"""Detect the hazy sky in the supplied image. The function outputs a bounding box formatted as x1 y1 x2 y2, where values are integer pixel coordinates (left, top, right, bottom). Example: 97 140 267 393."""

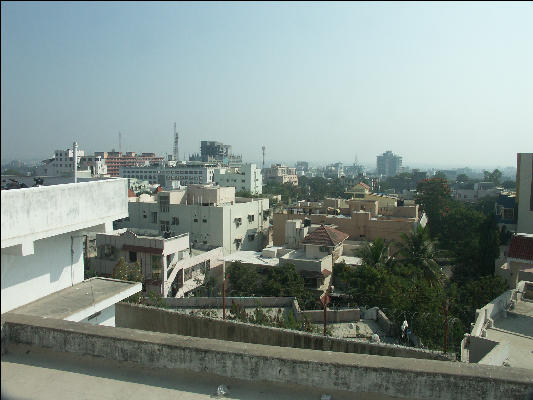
1 2 532 168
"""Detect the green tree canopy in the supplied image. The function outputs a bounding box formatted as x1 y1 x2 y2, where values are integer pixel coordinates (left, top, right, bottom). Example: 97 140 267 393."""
357 238 391 268
112 257 143 282
396 226 442 287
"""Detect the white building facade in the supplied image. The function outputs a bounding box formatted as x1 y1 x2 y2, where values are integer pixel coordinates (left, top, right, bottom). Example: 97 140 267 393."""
38 147 108 177
1 178 129 314
116 185 270 254
214 163 263 194
120 162 217 186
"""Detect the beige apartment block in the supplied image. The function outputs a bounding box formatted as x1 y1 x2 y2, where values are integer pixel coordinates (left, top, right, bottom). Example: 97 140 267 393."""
273 209 420 246
91 229 223 298
263 164 299 186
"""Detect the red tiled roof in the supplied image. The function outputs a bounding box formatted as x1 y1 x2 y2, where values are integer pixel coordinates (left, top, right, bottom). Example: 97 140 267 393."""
128 189 136 197
508 235 533 261
301 225 349 247
358 182 371 190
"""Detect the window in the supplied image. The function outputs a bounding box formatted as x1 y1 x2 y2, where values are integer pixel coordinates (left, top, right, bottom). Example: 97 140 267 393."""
248 214 255 222
172 217 179 225
234 217 242 226
202 218 207 223
319 246 332 254
248 234 255 241
234 238 242 249
103 245 113 258
194 218 198 222
151 255 161 279
160 220 170 232
129 251 137 262
184 267 192 281
151 212 158 223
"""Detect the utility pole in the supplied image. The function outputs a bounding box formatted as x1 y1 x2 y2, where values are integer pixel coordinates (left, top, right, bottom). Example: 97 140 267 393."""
222 261 227 320
322 286 333 336
73 141 78 183
443 298 449 354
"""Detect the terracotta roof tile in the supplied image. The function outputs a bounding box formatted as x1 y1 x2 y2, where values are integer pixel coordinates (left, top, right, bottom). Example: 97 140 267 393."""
128 189 136 197
301 225 349 247
508 235 533 261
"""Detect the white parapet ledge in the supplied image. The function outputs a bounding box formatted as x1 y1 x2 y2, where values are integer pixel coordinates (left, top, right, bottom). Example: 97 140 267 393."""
1 179 128 251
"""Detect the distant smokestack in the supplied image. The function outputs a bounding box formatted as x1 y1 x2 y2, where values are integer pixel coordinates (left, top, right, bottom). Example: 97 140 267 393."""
262 145 266 169
73 141 78 183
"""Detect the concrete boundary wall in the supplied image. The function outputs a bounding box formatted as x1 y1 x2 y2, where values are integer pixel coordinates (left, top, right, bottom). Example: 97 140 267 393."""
158 297 361 323
2 313 532 400
116 302 448 360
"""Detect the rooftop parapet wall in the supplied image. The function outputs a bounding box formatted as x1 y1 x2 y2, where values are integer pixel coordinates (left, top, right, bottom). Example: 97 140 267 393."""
2 313 532 400
1 179 128 250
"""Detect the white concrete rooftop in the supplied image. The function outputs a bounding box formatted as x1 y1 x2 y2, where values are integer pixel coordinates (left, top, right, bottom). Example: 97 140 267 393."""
224 251 280 267
485 293 533 370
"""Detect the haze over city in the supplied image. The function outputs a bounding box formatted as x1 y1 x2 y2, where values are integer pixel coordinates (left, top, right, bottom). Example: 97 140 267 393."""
1 2 532 169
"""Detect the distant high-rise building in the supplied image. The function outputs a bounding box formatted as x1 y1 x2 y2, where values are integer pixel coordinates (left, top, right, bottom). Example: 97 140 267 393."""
189 140 242 165
377 151 402 177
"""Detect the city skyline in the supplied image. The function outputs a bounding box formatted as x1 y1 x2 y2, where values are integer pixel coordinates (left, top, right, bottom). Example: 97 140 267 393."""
2 2 532 168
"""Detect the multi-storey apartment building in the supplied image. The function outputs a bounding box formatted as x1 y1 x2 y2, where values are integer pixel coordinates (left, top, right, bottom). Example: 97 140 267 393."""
189 140 242 165
120 162 217 186
377 150 402 177
116 185 270 254
263 164 298 186
95 151 164 177
214 163 263 194
38 147 108 177
90 229 223 298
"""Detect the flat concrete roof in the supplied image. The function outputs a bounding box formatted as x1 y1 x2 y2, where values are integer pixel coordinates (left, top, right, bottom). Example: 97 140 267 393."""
336 255 363 266
10 278 141 320
486 298 533 370
224 250 280 266
2 344 397 400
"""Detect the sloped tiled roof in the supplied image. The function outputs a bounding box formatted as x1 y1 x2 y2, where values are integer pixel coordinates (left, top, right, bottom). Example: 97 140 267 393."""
508 234 533 262
357 182 371 191
128 189 136 197
301 225 349 247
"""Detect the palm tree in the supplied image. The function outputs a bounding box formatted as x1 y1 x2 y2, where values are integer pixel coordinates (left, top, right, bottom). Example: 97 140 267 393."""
396 225 443 286
357 238 391 268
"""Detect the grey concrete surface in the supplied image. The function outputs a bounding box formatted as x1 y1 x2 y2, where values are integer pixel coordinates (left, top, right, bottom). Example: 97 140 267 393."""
3 313 533 400
3 344 395 400
10 278 139 319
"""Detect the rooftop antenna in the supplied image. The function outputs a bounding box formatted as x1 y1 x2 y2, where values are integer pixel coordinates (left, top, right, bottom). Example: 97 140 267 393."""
262 145 266 169
173 122 179 161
